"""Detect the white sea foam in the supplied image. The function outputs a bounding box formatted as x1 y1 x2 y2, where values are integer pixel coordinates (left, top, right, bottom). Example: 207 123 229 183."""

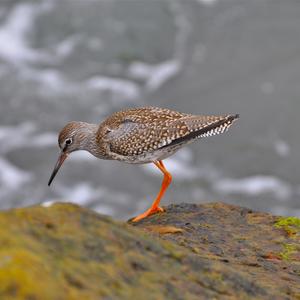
142 148 198 180
0 122 36 153
20 68 69 91
42 197 115 216
128 62 154 81
86 76 140 100
92 204 115 216
56 183 99 206
141 148 222 182
22 68 140 99
274 139 290 157
65 183 96 204
0 3 37 63
41 200 56 208
51 183 130 217
164 159 198 180
0 158 33 189
55 35 81 58
0 122 35 140
0 123 57 153
128 60 181 91
214 175 292 200
0 2 52 65
195 0 218 6
70 151 97 162
31 133 57 148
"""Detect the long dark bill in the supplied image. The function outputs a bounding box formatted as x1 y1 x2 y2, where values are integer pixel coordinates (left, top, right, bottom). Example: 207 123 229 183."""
48 152 68 186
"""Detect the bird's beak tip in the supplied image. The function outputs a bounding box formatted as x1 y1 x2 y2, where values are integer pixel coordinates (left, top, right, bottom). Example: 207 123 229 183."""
48 152 68 186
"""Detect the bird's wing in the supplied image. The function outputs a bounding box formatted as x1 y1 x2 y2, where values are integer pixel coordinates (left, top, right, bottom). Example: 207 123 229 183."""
104 107 187 156
158 114 239 149
104 107 238 156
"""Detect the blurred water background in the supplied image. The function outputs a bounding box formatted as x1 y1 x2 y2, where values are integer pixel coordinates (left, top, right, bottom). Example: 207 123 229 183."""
1 0 299 219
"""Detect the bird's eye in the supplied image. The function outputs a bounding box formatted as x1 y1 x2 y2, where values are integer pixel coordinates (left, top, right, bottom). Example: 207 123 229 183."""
65 138 72 146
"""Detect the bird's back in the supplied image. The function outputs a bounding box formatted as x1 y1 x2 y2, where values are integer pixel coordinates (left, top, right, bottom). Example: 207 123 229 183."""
97 107 238 162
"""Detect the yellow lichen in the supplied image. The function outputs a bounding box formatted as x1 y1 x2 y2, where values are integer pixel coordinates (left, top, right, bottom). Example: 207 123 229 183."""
279 243 298 261
274 216 300 237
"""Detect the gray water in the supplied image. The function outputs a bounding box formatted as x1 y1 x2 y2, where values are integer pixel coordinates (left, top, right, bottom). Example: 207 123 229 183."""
1 0 299 219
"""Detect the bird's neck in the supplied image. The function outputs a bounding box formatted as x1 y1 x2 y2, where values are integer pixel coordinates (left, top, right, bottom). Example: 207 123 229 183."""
76 123 99 155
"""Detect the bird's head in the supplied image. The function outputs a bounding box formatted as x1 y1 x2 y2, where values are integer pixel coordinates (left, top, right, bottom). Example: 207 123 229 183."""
48 121 97 186
58 121 86 153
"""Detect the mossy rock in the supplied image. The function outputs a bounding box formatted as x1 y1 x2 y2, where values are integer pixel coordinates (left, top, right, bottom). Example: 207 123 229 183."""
0 202 299 299
133 203 300 299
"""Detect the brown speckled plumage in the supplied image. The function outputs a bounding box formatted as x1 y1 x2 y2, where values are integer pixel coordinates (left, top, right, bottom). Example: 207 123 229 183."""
49 106 239 221
93 107 239 163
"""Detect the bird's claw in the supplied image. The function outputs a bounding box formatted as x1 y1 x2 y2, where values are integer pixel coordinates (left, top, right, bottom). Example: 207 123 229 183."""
130 206 165 222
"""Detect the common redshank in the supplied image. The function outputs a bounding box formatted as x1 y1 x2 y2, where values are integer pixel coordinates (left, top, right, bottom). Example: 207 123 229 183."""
48 107 239 222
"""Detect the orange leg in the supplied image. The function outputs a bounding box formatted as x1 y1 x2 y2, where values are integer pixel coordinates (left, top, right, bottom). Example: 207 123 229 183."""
132 160 172 222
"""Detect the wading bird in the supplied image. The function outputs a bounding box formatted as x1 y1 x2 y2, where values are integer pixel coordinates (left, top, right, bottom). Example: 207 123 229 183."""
48 107 239 222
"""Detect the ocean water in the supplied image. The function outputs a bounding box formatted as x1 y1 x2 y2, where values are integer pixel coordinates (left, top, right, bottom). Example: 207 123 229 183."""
1 0 300 219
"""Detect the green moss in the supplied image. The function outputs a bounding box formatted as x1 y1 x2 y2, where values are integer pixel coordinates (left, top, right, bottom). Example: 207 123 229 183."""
0 249 59 300
274 217 300 236
275 217 300 228
279 243 298 261
0 202 299 299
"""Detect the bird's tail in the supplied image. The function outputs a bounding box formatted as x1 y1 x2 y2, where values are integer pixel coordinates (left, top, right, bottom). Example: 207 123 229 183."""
160 114 239 149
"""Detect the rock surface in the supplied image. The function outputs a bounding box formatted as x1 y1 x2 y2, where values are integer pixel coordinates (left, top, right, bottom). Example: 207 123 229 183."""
0 202 299 299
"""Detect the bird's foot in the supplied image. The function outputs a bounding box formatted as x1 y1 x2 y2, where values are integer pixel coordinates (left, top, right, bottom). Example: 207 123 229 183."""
131 206 165 222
